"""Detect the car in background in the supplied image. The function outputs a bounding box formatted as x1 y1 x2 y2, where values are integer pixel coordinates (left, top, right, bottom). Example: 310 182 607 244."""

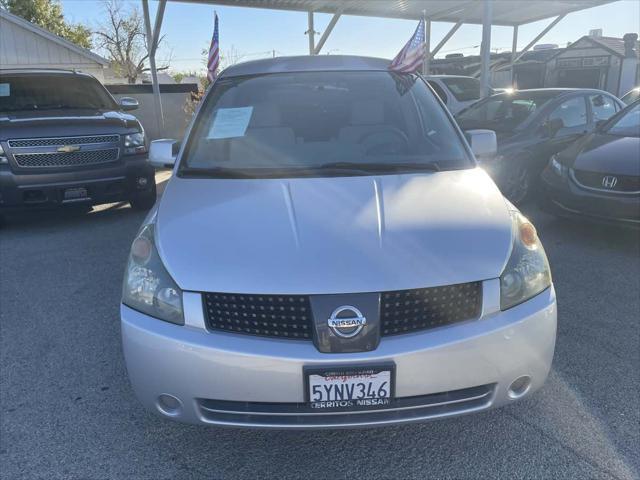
424 75 484 114
539 99 640 225
456 88 624 204
0 69 156 219
120 55 556 429
621 87 640 105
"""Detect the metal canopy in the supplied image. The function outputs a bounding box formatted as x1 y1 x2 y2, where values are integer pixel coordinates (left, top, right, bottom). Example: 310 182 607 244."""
144 0 616 136
174 0 614 26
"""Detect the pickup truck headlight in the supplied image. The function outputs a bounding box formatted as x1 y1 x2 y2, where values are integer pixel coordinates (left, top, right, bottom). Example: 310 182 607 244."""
550 155 567 177
500 207 552 310
122 223 184 325
123 131 147 155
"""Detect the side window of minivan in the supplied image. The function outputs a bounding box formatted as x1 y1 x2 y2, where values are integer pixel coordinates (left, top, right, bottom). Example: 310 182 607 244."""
548 96 588 129
589 94 618 122
427 80 448 105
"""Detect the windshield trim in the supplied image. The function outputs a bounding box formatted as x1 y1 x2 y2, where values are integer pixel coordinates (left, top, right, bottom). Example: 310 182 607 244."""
177 71 476 179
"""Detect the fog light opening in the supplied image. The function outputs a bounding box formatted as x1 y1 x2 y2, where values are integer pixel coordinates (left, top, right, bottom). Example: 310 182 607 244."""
508 375 532 399
136 177 149 189
156 394 183 417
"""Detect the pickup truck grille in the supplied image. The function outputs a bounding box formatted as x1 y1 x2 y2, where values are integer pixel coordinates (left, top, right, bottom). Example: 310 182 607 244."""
8 135 120 148
13 149 120 168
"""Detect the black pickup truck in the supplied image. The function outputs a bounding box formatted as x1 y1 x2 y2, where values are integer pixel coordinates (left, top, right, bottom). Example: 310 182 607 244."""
0 69 156 218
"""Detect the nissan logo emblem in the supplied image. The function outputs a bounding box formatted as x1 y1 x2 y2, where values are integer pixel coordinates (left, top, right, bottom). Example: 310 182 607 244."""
327 306 367 338
602 175 618 189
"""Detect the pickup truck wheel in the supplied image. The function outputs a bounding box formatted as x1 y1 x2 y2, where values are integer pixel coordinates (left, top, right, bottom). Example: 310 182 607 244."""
129 184 157 211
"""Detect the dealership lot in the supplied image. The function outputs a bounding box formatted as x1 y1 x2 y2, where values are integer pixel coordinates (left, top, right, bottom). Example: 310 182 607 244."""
1 175 638 480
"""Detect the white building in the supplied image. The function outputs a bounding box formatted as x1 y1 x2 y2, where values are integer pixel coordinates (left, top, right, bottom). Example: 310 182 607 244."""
0 9 109 81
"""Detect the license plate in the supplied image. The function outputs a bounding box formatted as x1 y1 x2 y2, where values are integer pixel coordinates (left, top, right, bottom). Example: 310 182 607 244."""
305 365 394 411
63 187 88 200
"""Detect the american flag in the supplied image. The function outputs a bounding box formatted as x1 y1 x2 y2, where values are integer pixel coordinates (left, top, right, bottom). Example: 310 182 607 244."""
389 19 426 73
207 12 220 82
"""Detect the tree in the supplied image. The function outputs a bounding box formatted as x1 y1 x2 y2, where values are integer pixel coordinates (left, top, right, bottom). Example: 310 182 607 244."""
94 0 170 84
1 0 92 49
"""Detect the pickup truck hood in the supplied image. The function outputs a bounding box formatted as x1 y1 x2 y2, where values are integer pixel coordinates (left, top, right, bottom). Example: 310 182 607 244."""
156 168 513 294
0 109 140 139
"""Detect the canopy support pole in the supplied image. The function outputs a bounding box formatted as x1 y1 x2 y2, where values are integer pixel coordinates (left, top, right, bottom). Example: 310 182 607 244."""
314 12 341 54
512 14 566 64
422 17 431 75
479 0 492 97
142 0 165 137
510 25 519 87
306 11 315 55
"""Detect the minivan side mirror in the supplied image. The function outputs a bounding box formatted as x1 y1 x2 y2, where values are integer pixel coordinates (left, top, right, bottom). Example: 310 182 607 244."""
465 129 497 158
119 97 139 111
543 118 564 137
149 139 180 168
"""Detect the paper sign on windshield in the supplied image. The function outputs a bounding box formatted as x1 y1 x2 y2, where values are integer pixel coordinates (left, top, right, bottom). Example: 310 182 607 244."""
207 107 253 139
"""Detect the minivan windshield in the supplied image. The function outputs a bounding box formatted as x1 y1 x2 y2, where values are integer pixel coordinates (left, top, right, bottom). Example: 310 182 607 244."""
180 71 472 178
605 103 640 137
456 91 557 132
0 74 117 112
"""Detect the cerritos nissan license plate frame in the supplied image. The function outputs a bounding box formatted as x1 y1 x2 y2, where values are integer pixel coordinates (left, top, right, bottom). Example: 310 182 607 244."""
304 364 395 411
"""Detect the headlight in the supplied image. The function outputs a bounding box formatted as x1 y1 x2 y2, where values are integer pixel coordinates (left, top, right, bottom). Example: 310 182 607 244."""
550 154 566 177
0 144 7 164
500 207 552 310
122 223 184 324
123 131 147 155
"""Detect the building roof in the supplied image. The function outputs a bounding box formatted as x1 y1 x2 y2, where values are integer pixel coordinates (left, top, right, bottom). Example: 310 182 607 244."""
0 9 108 66
175 0 615 26
220 55 391 77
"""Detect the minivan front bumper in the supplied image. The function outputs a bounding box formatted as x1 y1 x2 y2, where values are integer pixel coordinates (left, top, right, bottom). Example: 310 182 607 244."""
121 280 556 429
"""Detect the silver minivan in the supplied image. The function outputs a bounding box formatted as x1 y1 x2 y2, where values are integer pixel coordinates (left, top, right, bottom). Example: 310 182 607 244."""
121 56 556 428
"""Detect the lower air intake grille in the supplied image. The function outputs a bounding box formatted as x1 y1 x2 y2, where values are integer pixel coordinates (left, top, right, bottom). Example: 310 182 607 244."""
14 149 119 168
203 293 313 339
380 282 482 336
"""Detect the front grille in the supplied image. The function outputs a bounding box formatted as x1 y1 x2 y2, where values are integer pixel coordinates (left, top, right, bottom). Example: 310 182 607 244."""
380 282 482 336
13 149 119 168
8 135 119 148
203 293 313 339
203 281 482 341
197 384 495 427
572 169 640 193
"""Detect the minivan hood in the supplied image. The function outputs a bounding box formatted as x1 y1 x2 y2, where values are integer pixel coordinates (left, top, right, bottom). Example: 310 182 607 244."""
156 168 513 294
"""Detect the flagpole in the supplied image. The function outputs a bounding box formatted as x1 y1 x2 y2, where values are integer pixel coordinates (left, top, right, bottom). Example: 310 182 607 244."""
422 10 431 75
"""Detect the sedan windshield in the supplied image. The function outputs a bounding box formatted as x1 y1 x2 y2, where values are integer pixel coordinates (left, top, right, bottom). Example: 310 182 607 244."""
606 103 640 137
180 71 472 178
456 91 557 132
0 74 117 112
440 77 480 102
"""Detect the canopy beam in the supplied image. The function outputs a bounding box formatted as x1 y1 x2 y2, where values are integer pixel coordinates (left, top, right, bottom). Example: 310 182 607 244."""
512 14 566 64
430 20 463 58
314 12 341 55
306 11 315 55
479 0 492 97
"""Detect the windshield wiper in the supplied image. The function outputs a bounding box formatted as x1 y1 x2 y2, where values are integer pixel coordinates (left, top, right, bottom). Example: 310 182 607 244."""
316 161 441 173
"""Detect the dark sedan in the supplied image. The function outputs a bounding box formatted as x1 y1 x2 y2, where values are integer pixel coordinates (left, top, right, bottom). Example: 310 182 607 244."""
456 88 624 204
539 100 640 226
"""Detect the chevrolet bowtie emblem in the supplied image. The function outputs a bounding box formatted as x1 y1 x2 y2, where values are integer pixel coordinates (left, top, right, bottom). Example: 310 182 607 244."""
57 145 81 153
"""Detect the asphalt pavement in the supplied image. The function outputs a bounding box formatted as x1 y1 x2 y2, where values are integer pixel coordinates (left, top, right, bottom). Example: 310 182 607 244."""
1 173 639 480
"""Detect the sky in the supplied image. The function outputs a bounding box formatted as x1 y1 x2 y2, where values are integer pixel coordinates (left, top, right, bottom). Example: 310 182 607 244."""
59 0 640 75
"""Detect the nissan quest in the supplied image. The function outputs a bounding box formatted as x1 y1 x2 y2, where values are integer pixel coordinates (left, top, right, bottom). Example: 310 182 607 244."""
121 56 557 428
0 69 156 219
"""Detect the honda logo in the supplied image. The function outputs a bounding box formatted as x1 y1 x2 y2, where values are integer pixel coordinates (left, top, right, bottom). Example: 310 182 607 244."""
602 176 618 189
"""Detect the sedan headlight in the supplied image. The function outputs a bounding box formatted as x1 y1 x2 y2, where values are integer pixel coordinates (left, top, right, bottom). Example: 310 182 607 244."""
500 207 552 310
123 131 147 155
550 154 566 177
122 223 184 324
